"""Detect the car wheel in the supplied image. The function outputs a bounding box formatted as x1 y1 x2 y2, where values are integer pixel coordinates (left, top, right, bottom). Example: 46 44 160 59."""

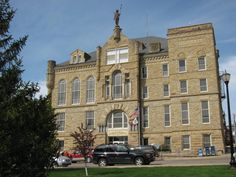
98 158 107 167
135 157 144 166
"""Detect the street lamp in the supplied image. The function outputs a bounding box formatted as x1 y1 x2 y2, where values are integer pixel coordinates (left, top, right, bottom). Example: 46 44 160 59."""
222 70 236 167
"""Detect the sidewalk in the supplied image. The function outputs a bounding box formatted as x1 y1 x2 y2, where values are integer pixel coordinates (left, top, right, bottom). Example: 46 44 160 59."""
153 154 230 167
67 154 230 168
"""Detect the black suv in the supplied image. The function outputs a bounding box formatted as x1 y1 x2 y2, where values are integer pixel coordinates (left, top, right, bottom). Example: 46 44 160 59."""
135 145 160 157
92 144 155 166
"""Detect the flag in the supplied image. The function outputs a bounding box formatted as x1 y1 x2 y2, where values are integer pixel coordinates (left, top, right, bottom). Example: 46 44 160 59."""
130 107 139 119
132 117 138 125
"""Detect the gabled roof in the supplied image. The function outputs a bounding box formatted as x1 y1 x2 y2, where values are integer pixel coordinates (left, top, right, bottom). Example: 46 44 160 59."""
56 36 168 67
133 36 168 54
56 51 96 67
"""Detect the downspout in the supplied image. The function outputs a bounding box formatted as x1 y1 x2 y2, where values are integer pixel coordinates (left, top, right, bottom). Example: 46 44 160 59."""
135 41 143 146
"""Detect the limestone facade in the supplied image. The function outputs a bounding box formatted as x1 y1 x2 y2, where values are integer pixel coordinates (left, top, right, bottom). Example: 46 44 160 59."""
47 23 225 156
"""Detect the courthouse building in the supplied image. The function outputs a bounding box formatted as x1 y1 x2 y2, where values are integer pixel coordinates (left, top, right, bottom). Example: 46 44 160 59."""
46 15 225 156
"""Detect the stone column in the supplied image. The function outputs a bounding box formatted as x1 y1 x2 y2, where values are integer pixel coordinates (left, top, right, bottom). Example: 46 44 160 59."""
46 60 56 95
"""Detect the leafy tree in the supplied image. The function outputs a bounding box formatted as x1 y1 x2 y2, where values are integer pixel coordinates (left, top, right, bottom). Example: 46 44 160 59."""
71 124 96 176
0 0 58 176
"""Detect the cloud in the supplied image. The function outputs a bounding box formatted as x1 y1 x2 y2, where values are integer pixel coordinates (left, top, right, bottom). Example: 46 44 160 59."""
35 80 48 98
218 37 236 44
220 56 236 115
220 56 236 86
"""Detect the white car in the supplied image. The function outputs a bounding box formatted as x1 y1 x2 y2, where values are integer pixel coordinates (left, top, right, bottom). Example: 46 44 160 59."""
52 155 72 167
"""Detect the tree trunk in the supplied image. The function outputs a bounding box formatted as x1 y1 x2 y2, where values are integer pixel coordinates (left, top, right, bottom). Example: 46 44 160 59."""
84 158 88 176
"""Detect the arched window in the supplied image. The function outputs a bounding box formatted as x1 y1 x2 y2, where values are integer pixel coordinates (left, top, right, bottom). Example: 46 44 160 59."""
86 76 95 103
107 111 128 128
72 78 80 104
112 71 122 99
58 79 66 105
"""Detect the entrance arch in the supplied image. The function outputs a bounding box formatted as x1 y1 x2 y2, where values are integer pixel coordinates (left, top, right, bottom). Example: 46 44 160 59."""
106 110 129 144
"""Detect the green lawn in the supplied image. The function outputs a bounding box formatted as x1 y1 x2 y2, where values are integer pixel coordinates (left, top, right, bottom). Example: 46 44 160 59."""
48 166 236 177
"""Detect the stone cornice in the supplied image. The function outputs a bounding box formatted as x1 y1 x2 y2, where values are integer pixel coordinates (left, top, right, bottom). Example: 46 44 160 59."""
142 53 169 63
141 92 220 103
168 23 213 36
55 62 96 72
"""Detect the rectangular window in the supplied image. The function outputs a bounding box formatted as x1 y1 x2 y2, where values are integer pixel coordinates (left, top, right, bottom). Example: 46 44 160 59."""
164 105 171 127
164 137 171 151
124 73 130 98
105 76 110 98
201 101 209 123
143 107 149 128
86 78 95 103
179 59 186 72
182 135 190 150
124 81 130 98
141 66 147 79
180 80 187 93
163 84 169 96
119 48 129 63
107 50 116 64
142 86 148 99
56 113 65 131
202 134 211 148
162 64 169 77
181 102 189 124
86 111 95 129
200 78 207 92
107 48 129 64
198 56 206 70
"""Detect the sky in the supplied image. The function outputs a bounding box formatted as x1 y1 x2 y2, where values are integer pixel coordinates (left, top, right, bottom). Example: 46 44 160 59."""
9 0 236 118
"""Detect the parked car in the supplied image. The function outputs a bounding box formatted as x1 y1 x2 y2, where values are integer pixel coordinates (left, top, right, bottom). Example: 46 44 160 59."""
62 150 93 163
92 144 155 166
135 144 160 157
52 155 72 167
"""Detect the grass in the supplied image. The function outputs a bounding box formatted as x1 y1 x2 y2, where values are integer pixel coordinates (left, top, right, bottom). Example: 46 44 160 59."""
48 166 236 177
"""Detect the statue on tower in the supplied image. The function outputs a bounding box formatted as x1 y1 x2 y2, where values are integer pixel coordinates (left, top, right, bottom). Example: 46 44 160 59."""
114 9 120 26
113 9 122 42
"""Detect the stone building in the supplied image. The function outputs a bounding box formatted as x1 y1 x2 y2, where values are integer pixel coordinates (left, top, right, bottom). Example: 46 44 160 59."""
46 16 225 156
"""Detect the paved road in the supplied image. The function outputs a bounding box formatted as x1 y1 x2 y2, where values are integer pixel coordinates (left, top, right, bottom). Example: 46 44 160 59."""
65 154 230 168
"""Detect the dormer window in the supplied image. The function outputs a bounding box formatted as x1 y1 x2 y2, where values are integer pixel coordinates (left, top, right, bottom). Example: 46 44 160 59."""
78 54 81 63
70 49 90 64
72 55 77 63
107 47 128 65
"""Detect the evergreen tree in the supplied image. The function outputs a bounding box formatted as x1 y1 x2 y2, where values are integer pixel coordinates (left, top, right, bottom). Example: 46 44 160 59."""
0 0 58 176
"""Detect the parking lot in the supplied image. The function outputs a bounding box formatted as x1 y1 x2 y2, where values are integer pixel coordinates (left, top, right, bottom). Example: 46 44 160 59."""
64 154 230 168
